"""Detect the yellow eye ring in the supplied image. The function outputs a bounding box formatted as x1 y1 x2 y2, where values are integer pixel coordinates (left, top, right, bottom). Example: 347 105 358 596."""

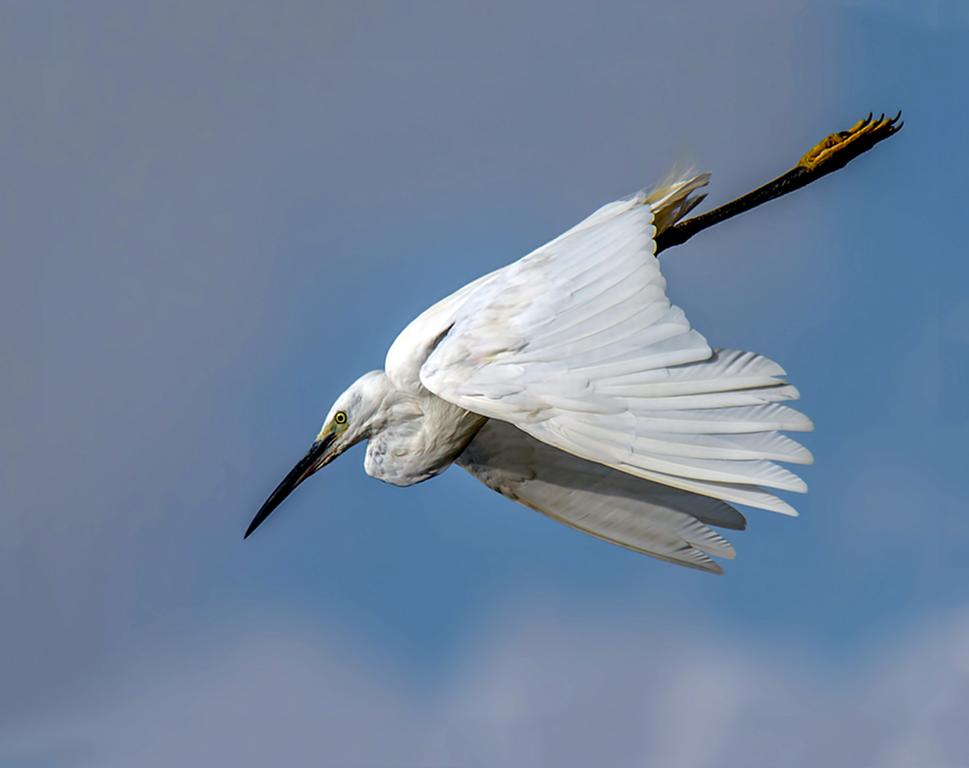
334 411 348 425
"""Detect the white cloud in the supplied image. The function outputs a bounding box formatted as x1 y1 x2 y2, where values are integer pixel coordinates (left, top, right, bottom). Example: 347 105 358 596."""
6 606 969 767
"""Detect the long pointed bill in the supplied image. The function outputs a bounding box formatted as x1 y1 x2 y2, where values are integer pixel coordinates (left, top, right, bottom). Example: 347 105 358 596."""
245 432 336 539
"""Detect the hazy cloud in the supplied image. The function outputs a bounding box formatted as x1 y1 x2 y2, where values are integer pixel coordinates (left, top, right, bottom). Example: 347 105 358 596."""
5 605 969 767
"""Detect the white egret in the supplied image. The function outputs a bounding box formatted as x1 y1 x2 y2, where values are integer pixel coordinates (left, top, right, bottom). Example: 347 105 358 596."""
247 113 902 572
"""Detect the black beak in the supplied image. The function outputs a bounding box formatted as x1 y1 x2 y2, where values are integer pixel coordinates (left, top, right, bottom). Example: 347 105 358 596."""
245 433 336 539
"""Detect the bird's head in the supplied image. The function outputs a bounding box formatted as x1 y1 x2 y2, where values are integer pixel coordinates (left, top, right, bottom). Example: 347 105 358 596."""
244 370 391 539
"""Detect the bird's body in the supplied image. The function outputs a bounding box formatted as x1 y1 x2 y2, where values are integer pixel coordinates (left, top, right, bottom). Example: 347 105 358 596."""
251 173 810 573
247 113 903 573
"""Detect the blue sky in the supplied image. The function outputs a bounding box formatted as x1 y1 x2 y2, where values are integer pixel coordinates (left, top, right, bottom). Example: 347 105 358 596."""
3 1 968 765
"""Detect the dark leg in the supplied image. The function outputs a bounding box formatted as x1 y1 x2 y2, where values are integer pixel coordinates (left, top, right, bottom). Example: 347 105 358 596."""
655 113 903 254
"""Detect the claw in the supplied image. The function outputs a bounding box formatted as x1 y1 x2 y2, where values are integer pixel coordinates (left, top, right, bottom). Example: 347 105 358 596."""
797 111 903 172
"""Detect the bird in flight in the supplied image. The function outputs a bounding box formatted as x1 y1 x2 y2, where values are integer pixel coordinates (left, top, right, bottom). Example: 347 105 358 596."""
246 113 902 573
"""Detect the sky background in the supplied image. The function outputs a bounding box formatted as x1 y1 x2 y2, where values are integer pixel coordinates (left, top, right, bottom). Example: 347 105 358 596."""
2 1 968 765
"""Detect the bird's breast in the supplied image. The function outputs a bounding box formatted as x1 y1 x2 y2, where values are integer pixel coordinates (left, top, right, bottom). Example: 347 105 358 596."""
364 395 485 487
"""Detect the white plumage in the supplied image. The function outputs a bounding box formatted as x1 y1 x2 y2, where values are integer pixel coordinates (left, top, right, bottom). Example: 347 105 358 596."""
457 418 746 573
249 173 812 573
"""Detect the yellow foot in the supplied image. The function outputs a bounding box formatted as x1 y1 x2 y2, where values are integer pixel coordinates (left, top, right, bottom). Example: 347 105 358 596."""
798 112 903 172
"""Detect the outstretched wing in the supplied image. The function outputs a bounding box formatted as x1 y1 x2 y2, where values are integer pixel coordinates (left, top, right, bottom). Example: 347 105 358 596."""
458 419 746 573
419 183 813 516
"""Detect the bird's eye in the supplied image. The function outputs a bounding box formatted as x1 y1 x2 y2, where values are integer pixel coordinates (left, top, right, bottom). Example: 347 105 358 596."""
334 411 348 425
